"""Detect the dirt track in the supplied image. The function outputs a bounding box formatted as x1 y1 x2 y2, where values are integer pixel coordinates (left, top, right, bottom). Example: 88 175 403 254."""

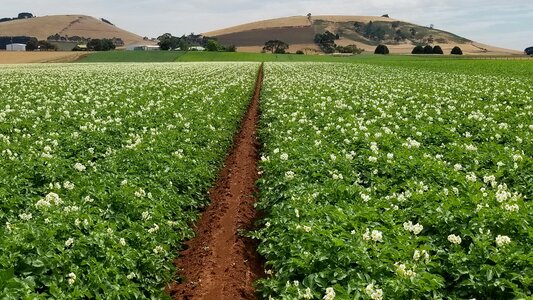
167 64 264 300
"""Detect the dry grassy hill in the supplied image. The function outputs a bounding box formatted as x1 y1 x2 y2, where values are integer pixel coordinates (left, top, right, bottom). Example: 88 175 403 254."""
0 15 148 46
203 15 521 55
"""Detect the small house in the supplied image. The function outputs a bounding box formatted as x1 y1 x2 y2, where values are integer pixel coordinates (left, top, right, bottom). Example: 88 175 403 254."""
6 43 26 51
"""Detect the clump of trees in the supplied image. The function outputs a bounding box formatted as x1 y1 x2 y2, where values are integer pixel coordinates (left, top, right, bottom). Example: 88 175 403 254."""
313 31 364 54
26 39 58 51
314 31 338 53
46 34 124 47
374 44 389 55
263 40 289 54
358 21 387 41
451 46 463 55
205 39 235 52
158 33 234 51
87 39 116 51
0 12 34 23
157 33 180 50
411 45 444 55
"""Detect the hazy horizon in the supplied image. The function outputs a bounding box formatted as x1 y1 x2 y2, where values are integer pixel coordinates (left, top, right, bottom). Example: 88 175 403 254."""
3 0 533 51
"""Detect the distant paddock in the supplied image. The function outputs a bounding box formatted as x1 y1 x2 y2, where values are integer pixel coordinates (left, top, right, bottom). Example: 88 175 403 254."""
0 51 89 64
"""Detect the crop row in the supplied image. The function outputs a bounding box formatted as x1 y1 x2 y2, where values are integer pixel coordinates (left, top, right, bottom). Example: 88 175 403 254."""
0 63 258 298
255 63 532 299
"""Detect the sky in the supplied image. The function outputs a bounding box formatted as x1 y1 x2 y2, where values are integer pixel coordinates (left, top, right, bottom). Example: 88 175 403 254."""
2 0 532 50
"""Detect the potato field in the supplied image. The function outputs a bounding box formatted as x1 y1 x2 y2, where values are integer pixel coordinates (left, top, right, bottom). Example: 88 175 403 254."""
0 61 531 299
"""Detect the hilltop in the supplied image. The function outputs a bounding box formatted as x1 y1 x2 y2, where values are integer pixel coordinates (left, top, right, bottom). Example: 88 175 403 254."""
0 15 148 46
203 15 521 55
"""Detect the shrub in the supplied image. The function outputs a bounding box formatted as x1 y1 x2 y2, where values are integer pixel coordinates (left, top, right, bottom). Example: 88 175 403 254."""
226 45 236 52
296 50 304 55
525 47 533 55
412 45 424 54
433 45 444 54
451 46 463 55
424 45 434 54
374 44 389 55
337 44 364 54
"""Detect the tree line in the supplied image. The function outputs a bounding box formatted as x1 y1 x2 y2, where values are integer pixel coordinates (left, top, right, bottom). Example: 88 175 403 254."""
157 33 235 52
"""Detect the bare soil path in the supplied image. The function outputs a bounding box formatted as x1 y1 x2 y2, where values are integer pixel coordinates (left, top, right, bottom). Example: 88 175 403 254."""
167 64 265 300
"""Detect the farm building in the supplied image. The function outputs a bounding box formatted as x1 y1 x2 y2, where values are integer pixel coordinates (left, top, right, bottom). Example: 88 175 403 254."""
49 41 79 51
6 43 26 51
189 46 206 51
126 44 160 51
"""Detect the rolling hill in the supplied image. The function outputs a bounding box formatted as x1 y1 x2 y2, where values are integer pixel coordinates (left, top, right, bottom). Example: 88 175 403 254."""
0 15 148 46
203 15 521 55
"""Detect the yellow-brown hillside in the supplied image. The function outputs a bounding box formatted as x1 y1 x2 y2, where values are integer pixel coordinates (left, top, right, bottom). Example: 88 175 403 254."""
0 15 148 46
203 15 521 55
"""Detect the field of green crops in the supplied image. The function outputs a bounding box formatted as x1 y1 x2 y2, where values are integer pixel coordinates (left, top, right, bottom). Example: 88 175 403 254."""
1 59 532 299
255 63 532 299
0 63 258 298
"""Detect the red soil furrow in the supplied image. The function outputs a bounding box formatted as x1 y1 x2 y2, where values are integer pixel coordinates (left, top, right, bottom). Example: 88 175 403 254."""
167 64 264 300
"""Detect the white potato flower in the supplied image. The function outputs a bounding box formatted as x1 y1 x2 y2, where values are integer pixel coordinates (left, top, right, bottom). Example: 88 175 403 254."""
495 235 511 247
448 234 462 245
74 162 86 172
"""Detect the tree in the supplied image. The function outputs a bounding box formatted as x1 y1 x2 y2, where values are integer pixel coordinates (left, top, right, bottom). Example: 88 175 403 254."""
263 40 289 54
423 45 434 54
411 45 424 54
432 45 444 54
525 47 533 55
18 12 33 19
26 38 39 51
374 44 389 55
451 46 463 55
158 33 180 50
205 39 222 51
296 50 304 55
38 40 57 51
178 39 189 51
